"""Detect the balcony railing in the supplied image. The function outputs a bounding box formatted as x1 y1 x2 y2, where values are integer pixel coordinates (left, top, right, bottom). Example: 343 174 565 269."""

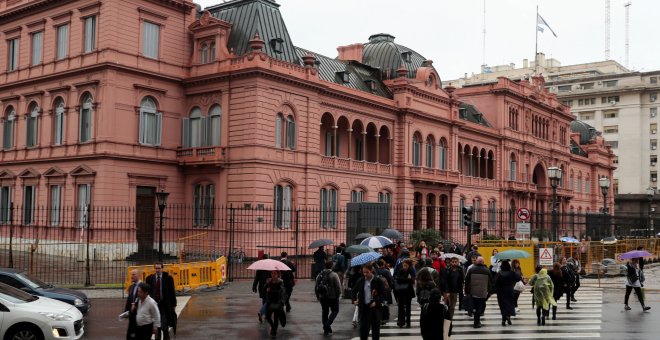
320 156 393 175
504 180 537 192
176 146 225 165
409 166 461 185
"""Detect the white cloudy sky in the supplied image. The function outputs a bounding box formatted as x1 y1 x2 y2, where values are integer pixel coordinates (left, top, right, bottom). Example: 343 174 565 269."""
195 0 659 80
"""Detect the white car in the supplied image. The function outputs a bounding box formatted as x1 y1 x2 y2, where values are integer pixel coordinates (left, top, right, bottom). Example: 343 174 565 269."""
0 282 84 340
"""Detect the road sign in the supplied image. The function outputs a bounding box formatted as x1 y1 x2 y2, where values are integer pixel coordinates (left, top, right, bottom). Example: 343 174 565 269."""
516 222 530 234
517 208 530 221
539 247 554 266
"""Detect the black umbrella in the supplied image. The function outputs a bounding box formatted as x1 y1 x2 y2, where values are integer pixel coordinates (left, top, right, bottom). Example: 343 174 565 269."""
308 239 334 249
354 233 373 241
380 228 403 240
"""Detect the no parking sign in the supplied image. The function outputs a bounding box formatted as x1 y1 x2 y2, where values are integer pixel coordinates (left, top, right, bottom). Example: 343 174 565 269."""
517 208 530 221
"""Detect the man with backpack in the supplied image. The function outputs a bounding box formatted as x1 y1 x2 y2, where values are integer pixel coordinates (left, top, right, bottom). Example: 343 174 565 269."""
315 261 342 335
332 246 347 286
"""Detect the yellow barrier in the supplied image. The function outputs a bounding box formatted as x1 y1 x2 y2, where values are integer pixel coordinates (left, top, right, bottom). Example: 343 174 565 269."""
475 240 536 278
126 256 226 292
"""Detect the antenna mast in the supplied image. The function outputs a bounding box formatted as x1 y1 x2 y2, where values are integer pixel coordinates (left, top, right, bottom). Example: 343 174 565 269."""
624 2 632 68
605 0 611 60
482 0 486 66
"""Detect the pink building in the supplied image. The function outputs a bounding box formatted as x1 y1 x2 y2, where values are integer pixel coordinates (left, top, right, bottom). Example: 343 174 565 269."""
0 0 614 252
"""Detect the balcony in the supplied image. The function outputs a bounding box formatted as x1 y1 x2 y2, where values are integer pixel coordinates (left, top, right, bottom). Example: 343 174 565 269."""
409 166 461 186
176 146 225 165
460 175 498 188
320 156 393 175
505 180 537 193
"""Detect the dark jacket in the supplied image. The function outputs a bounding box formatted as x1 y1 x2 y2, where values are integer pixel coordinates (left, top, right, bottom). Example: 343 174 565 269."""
445 266 465 294
394 267 416 297
252 270 270 299
375 267 394 303
316 269 342 300
465 264 492 298
352 275 386 307
280 258 297 289
124 281 140 312
145 272 177 309
420 301 449 340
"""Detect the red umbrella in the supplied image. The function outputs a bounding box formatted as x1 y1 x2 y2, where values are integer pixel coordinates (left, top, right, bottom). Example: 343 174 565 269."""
247 259 292 271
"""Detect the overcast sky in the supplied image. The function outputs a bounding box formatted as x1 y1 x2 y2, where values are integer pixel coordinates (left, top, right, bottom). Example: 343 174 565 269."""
195 0 659 80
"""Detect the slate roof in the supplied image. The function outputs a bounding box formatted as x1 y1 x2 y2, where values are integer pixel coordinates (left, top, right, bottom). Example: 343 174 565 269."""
459 103 491 127
294 47 392 98
362 33 434 81
570 139 588 157
570 120 598 145
207 0 300 65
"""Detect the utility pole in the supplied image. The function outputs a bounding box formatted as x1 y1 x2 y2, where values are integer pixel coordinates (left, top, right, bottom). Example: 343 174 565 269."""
605 0 611 60
624 2 632 68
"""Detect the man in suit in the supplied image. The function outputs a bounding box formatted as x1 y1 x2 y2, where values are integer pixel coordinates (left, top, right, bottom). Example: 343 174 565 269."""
146 263 176 340
352 263 386 340
125 269 142 339
279 252 296 312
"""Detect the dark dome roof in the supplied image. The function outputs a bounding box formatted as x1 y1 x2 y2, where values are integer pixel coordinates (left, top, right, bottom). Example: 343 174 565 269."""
570 120 598 144
362 33 434 80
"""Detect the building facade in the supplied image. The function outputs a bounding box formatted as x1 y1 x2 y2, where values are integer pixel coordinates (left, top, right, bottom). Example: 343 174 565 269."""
0 0 614 251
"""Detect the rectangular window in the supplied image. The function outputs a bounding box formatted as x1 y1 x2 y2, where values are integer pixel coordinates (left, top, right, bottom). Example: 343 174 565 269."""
579 112 594 120
193 184 214 227
49 185 61 226
438 145 447 170
275 115 282 148
581 83 594 90
652 155 658 166
320 188 337 228
286 117 296 149
54 108 64 145
651 93 658 102
474 199 480 222
585 179 590 193
83 16 96 53
0 186 12 224
603 111 618 119
603 126 618 134
652 139 657 150
652 171 658 182
56 24 68 60
350 190 364 203
652 123 658 135
605 140 618 148
139 109 162 146
378 192 391 204
79 104 92 143
8 38 19 71
602 96 620 103
425 143 433 167
613 156 619 164
603 80 618 87
77 184 91 227
509 160 516 181
273 185 291 228
142 21 159 59
22 186 35 225
558 85 572 92
31 31 42 66
652 108 658 118
578 99 584 106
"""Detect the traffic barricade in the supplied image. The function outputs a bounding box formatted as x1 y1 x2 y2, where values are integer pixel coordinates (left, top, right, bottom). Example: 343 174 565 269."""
126 256 226 292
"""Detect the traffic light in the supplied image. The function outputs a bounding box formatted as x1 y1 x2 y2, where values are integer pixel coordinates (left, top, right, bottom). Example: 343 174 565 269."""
472 222 482 235
462 206 473 229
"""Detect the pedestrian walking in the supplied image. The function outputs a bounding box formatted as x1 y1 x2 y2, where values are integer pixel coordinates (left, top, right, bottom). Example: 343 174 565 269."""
313 246 327 278
511 259 526 313
352 263 386 340
265 270 287 338
560 258 575 310
394 259 415 328
134 282 160 340
490 249 501 275
445 257 464 319
624 258 651 311
416 241 429 263
430 249 446 272
528 268 556 325
332 246 347 287
315 261 341 335
279 252 296 312
125 269 142 340
415 267 436 306
145 263 176 340
566 257 580 302
419 288 450 340
494 261 521 326
464 257 492 328
375 259 394 325
548 262 568 319
252 254 271 323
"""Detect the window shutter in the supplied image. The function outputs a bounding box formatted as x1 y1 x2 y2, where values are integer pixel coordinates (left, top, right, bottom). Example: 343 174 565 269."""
138 110 145 144
182 118 190 148
57 25 68 59
275 115 282 148
155 112 162 146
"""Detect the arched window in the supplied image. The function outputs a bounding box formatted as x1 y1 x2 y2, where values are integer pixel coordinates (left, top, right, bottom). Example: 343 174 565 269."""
138 96 162 146
585 175 591 193
286 115 296 149
53 98 65 145
425 136 434 168
351 189 365 203
378 191 392 204
209 43 216 62
438 138 447 170
2 106 16 150
577 173 582 193
182 107 203 148
275 113 296 149
274 183 292 228
209 105 221 146
509 153 517 181
193 183 215 227
320 187 338 228
79 93 93 143
412 134 421 166
201 43 208 64
26 102 39 147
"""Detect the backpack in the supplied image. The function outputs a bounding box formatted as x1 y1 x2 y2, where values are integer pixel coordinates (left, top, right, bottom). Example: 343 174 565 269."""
315 270 331 300
332 253 346 272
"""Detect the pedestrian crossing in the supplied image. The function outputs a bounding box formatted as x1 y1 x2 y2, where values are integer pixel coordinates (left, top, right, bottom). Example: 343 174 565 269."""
351 288 603 340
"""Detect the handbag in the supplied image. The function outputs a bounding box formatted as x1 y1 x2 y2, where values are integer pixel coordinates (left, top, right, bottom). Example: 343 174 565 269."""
394 282 409 292
514 281 525 292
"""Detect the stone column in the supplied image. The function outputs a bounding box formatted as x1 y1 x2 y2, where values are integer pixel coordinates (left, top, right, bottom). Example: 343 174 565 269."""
375 134 380 163
347 128 352 159
361 131 367 161
332 125 338 156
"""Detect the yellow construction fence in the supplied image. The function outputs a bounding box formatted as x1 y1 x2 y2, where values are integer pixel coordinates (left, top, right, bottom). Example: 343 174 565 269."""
125 256 227 292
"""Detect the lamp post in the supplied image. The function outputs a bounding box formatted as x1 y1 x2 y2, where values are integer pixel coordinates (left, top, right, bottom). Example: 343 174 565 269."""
647 187 655 236
547 166 562 241
155 190 170 262
599 177 610 213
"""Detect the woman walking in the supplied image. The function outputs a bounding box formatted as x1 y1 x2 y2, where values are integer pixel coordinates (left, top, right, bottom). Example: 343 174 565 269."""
528 268 556 325
494 261 521 326
490 249 501 276
394 259 416 328
548 262 566 320
265 271 286 338
416 268 437 306
624 258 651 311
511 259 526 313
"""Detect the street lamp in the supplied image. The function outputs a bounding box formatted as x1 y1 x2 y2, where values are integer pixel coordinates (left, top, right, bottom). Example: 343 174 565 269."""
599 177 610 213
547 166 563 241
155 190 170 261
647 187 655 236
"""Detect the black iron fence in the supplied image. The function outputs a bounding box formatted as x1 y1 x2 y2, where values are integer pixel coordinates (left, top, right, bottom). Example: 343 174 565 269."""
0 204 657 285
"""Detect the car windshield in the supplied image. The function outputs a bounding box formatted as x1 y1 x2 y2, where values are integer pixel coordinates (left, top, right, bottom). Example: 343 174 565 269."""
16 272 50 289
0 283 38 303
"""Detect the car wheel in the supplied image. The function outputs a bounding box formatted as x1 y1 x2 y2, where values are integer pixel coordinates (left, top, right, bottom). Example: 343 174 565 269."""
8 325 43 340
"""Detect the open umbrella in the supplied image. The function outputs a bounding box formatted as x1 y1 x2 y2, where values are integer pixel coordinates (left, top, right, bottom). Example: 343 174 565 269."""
247 259 292 271
354 233 373 241
360 236 393 249
440 253 467 263
560 236 580 243
308 239 334 249
380 228 403 240
601 236 618 245
345 244 374 254
618 250 653 259
350 252 383 267
493 249 531 261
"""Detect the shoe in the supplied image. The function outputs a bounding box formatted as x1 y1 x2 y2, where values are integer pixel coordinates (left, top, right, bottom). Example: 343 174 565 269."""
327 326 332 334
566 306 574 310
643 306 651 311
537 318 541 325
507 317 512 325
352 321 358 328
624 305 631 311
502 321 506 326
571 298 577 302
541 316 546 325
258 313 263 323
467 312 473 317
515 307 520 313
552 315 556 320
270 330 277 338
474 324 482 329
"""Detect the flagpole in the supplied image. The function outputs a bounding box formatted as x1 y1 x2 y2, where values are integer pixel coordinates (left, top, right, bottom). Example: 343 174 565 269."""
535 5 538 74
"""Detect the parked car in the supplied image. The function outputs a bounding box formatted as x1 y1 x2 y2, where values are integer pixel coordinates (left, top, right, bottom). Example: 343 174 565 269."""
0 268 90 315
0 282 84 340
601 258 627 275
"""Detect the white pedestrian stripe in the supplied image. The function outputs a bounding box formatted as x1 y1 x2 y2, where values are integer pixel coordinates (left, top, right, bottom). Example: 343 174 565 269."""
350 288 603 340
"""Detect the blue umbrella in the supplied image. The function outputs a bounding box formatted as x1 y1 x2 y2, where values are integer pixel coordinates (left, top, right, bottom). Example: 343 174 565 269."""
360 236 393 249
493 249 532 261
350 252 383 267
560 236 579 243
